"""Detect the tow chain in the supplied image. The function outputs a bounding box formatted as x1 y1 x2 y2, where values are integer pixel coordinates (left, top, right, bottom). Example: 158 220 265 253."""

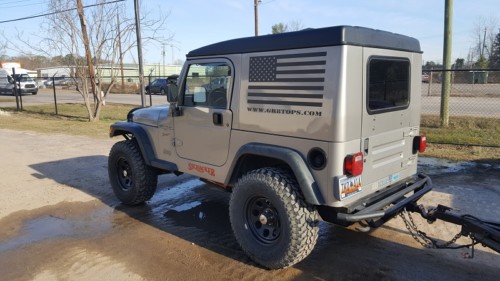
398 208 477 258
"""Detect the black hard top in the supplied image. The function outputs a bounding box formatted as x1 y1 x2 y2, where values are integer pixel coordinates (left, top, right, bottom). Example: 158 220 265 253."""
187 25 421 57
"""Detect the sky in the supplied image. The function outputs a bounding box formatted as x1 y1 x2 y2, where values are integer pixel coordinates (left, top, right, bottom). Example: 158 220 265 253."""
0 0 499 65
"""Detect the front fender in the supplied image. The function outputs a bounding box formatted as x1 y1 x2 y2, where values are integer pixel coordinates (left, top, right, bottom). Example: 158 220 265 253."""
110 122 156 166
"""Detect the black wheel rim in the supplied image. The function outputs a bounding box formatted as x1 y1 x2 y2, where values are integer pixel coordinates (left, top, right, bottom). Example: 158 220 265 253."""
246 196 281 244
116 157 133 191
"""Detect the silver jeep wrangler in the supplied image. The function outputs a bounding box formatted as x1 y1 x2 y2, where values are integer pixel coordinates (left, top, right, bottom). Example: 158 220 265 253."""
108 25 431 269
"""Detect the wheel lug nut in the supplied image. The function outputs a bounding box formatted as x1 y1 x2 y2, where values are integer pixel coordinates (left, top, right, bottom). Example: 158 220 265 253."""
259 214 268 225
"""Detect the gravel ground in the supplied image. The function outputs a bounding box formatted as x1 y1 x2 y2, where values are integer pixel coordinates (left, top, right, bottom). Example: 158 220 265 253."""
0 128 499 281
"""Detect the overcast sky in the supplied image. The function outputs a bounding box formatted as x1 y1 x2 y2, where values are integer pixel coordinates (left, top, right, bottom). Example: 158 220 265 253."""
1 0 498 65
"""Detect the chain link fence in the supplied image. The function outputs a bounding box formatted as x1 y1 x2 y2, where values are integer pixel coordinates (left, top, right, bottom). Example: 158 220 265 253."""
420 69 499 148
421 69 500 118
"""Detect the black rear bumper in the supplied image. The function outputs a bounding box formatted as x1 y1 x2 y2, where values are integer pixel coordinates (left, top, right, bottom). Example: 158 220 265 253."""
335 174 432 227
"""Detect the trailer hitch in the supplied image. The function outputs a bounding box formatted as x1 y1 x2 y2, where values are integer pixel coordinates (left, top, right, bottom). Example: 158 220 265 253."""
400 202 500 257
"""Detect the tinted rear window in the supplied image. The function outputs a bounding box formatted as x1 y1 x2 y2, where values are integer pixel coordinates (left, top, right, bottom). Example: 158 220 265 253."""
367 57 410 113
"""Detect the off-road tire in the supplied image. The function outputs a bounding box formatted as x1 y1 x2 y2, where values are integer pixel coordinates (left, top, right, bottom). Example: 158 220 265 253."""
229 167 319 269
108 139 158 205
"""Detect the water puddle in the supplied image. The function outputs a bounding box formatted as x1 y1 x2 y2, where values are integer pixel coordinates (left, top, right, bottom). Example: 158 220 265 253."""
418 157 478 175
0 207 112 252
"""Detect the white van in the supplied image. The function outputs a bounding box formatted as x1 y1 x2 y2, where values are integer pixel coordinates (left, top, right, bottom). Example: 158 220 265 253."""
0 68 38 95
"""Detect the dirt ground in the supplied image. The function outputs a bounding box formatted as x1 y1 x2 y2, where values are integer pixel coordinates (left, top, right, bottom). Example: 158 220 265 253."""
0 128 499 281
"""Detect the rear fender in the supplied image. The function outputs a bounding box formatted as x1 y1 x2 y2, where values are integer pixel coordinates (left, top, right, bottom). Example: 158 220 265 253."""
226 143 325 205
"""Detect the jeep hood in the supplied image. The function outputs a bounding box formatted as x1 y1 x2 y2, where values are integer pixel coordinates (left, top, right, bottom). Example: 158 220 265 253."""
130 106 170 127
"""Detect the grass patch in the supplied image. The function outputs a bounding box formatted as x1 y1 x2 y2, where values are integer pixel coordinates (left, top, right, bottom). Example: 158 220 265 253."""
0 98 17 103
420 115 500 160
0 105 498 161
421 115 500 146
0 103 135 139
422 143 500 162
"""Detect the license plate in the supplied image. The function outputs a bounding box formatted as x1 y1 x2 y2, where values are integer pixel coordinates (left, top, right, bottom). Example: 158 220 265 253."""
336 175 362 200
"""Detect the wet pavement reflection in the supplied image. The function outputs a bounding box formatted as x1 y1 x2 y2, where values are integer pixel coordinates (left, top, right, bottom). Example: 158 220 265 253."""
0 158 499 280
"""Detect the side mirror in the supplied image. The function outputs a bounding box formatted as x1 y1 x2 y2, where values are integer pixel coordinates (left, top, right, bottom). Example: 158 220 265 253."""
193 86 207 103
7 76 14 84
166 83 178 103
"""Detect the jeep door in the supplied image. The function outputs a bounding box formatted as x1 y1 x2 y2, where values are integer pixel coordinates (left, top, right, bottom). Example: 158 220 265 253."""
361 49 417 190
173 60 233 166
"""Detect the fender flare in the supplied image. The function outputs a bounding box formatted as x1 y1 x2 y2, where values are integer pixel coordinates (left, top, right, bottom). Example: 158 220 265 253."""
110 122 156 165
110 122 177 171
227 143 325 205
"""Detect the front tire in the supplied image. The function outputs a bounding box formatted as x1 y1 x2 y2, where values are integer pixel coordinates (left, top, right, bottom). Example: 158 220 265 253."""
108 139 158 205
229 167 319 269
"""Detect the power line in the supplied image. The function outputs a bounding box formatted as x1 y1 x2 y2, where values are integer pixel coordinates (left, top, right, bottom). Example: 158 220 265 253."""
0 0 125 24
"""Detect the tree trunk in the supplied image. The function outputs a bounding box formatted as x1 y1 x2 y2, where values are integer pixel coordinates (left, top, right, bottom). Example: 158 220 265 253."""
76 0 100 122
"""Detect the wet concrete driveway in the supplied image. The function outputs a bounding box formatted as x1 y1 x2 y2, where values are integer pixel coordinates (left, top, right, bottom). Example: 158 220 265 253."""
0 129 499 281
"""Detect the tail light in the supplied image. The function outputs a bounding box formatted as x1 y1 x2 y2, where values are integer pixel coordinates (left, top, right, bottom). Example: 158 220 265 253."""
344 152 363 176
413 135 427 153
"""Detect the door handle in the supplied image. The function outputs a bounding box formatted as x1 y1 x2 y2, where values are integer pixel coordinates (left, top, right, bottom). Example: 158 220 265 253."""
213 112 223 126
364 138 369 156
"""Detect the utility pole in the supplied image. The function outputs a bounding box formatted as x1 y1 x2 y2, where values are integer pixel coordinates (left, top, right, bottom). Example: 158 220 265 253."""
76 0 98 117
117 13 125 90
481 27 487 58
440 0 453 127
171 45 174 64
162 43 166 77
254 0 259 36
134 0 145 107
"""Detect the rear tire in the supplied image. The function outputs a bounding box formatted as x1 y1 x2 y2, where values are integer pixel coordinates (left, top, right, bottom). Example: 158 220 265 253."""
108 139 158 205
229 167 319 269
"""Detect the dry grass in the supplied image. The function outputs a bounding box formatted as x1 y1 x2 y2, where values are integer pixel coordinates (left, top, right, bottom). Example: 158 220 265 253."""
0 105 498 161
420 115 500 146
0 103 135 139
422 143 500 162
419 115 499 161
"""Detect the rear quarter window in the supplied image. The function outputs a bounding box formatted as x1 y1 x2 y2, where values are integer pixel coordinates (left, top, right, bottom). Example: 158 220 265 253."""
367 57 410 114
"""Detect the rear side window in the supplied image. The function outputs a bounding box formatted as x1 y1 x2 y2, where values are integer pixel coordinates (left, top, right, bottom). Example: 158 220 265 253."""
367 57 410 113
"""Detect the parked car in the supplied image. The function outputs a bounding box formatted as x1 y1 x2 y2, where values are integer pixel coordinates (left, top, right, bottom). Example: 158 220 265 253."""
145 75 179 95
108 25 430 269
202 77 228 92
44 76 74 87
0 80 12 95
422 73 430 83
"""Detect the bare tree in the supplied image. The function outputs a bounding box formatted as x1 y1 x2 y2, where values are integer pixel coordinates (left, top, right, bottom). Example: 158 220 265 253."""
287 20 305 32
0 40 6 56
10 0 172 122
469 16 499 65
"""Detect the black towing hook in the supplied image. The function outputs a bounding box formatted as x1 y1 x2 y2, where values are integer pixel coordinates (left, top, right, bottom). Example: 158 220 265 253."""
405 202 500 255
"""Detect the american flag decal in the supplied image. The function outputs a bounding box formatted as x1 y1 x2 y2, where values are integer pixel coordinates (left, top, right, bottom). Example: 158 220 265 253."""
248 52 326 107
